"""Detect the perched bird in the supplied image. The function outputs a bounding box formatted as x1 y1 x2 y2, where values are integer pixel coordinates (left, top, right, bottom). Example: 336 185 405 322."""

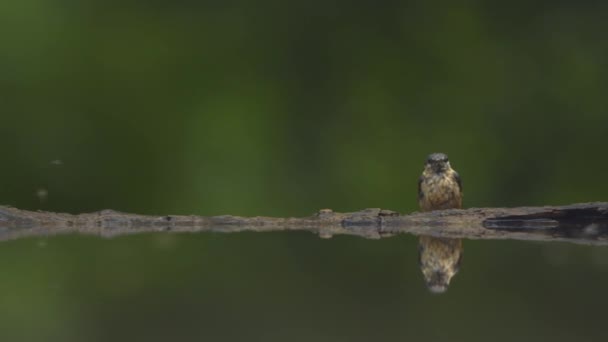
418 153 462 211
417 153 463 293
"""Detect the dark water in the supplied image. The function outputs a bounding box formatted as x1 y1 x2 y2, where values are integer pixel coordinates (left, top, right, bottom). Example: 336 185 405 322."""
1 231 607 342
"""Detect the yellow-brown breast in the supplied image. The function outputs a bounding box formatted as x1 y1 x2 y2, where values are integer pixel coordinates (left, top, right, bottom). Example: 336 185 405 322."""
418 168 462 212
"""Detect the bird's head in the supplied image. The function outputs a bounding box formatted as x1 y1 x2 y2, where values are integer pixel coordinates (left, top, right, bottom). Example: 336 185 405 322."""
423 271 452 294
424 153 451 174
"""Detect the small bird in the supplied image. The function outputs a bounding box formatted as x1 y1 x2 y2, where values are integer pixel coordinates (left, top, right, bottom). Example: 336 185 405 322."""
417 153 463 293
418 153 462 211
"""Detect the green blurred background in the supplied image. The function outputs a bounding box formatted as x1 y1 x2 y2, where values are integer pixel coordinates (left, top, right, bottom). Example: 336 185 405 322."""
1 1 607 341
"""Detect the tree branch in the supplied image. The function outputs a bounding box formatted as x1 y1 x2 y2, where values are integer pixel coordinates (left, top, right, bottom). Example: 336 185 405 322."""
0 202 607 245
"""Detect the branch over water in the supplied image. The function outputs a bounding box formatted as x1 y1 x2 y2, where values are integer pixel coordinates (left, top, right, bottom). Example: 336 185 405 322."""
0 202 606 245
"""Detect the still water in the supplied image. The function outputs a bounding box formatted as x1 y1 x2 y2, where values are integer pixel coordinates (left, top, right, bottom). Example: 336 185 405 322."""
0 231 605 342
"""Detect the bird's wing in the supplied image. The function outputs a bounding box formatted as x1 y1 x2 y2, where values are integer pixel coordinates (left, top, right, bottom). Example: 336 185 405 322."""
453 171 462 193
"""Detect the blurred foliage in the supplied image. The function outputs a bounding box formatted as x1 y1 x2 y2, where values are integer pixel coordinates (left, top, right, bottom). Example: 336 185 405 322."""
0 1 607 341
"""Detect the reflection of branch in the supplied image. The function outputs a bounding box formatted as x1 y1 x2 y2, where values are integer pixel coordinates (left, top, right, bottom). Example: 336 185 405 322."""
0 202 607 245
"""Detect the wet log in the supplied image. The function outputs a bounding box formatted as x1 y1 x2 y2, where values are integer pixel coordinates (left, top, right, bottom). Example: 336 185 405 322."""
0 202 606 245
